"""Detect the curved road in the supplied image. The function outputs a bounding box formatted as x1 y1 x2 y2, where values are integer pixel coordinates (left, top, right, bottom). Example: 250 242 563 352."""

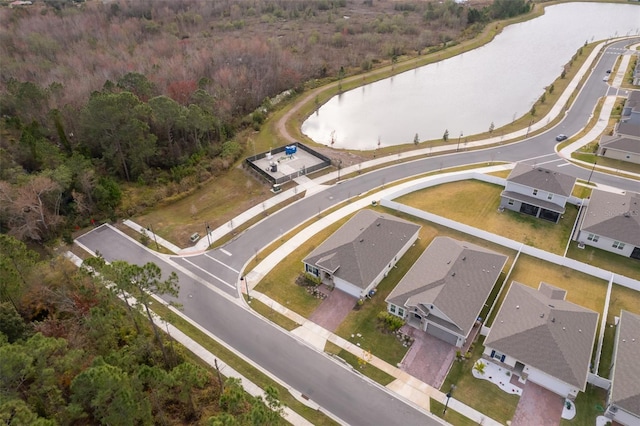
77 39 640 425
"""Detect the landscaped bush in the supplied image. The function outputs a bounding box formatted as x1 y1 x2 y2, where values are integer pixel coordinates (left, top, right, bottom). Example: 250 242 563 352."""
377 311 405 332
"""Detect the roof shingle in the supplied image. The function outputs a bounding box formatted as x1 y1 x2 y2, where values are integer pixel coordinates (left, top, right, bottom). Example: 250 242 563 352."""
506 163 576 197
484 282 598 390
610 310 640 416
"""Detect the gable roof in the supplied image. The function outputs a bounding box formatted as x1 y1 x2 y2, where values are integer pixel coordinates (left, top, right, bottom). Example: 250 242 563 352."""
303 210 420 290
599 135 640 154
610 310 640 416
506 163 576 197
581 189 640 246
484 282 598 390
386 237 508 337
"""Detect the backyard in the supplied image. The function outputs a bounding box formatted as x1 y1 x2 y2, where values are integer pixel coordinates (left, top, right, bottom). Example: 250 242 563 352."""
567 241 640 281
396 180 579 255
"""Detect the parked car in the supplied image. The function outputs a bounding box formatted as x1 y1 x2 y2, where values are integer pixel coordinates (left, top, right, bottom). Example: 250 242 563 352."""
555 134 568 142
606 69 612 74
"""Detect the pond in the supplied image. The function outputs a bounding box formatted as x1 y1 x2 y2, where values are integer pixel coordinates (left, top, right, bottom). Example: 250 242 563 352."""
301 2 640 150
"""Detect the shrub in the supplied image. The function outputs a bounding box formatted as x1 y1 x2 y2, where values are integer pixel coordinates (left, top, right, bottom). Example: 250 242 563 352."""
377 311 405 332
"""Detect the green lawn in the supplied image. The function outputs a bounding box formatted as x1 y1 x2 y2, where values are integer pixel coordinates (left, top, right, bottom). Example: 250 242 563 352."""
598 285 640 376
430 398 478 426
566 241 640 281
248 298 300 331
396 180 578 255
324 342 395 386
441 336 519 425
560 385 607 426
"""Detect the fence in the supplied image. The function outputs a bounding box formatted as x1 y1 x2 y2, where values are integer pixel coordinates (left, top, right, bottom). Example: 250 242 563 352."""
245 142 331 185
379 171 640 292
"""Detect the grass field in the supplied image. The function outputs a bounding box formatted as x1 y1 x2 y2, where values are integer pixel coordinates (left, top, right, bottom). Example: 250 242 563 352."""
441 336 519 425
396 180 578 255
566 241 640 281
559 385 607 426
324 341 395 386
430 398 478 426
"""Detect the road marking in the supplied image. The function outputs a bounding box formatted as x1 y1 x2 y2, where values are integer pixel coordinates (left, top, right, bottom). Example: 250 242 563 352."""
206 253 239 274
220 248 232 257
181 258 235 290
556 162 571 167
535 158 564 166
521 153 557 163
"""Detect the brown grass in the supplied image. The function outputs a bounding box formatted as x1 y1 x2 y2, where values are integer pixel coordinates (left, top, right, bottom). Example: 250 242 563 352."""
396 180 578 254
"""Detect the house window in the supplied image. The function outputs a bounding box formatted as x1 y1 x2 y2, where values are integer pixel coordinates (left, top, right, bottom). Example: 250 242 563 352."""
390 305 396 314
547 193 553 200
507 199 514 206
587 234 599 243
612 241 625 250
305 264 319 277
533 189 538 196
490 350 506 363
397 308 405 317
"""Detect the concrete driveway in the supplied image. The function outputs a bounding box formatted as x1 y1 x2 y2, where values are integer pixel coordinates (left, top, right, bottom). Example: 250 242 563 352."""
512 381 564 426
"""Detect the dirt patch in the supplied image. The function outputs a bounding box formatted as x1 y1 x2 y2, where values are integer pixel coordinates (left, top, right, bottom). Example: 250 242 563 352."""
308 286 357 332
512 381 564 426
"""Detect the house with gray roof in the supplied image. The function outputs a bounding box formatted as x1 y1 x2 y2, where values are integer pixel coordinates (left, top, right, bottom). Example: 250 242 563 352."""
620 90 640 124
385 237 508 347
500 163 576 223
303 210 420 299
605 310 640 426
598 121 640 165
483 282 598 399
577 189 640 260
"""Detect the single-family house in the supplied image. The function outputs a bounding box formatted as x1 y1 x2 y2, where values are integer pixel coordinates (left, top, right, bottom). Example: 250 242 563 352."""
385 237 508 347
500 163 576 223
483 282 598 399
303 210 420 299
620 90 640 123
605 310 640 426
598 121 640 165
577 189 640 260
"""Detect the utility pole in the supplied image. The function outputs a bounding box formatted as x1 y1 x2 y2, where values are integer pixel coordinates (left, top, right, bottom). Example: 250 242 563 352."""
587 154 598 185
456 132 463 152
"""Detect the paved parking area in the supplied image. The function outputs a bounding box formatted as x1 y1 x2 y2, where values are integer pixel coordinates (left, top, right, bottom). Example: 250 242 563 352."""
512 381 564 426
399 325 457 389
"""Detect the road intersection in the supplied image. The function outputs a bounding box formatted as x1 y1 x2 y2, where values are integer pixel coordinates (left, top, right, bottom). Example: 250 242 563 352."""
77 38 640 425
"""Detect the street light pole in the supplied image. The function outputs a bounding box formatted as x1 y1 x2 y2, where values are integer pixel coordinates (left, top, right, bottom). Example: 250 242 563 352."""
205 223 212 247
443 384 455 415
587 154 598 185
241 276 251 302
456 132 463 152
337 159 342 181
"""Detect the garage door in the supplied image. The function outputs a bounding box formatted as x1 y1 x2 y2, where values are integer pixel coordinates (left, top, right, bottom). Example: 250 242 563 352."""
426 323 459 346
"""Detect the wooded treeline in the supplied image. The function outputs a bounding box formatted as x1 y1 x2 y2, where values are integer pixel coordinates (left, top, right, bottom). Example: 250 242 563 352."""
0 234 285 425
0 0 531 243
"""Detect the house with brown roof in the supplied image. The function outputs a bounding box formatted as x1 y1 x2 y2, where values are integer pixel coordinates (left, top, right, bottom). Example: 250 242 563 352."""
598 121 640 165
303 210 420 299
483 282 598 399
605 310 640 426
500 163 576 223
385 237 508 347
577 189 640 260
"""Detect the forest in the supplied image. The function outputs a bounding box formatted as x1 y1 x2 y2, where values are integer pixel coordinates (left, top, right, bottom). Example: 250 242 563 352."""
0 234 286 425
0 0 531 244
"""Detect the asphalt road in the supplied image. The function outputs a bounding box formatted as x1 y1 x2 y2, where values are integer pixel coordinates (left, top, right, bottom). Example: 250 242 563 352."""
77 39 640 426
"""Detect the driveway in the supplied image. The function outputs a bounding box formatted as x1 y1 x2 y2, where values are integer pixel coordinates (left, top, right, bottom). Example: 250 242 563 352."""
399 325 457 389
512 381 564 426
308 286 357 332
